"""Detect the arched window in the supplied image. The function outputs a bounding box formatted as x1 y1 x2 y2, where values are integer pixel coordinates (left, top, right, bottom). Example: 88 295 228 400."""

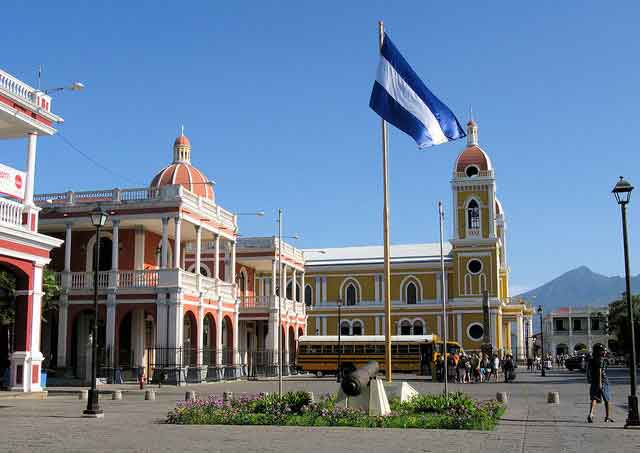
340 320 351 336
304 285 313 307
286 281 301 302
467 199 480 230
413 320 424 335
406 282 417 304
400 320 412 335
346 283 358 306
352 320 363 336
237 271 247 297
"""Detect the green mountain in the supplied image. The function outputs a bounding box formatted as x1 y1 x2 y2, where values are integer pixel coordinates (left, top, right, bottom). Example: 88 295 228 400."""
516 265 639 311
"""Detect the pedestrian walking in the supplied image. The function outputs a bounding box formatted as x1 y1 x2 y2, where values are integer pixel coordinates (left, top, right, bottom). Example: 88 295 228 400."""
587 344 613 423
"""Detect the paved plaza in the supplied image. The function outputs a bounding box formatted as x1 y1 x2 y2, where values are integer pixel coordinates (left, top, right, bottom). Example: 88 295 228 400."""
1 368 640 452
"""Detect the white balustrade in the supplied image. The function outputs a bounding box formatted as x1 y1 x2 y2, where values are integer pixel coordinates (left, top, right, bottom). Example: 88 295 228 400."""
0 197 24 228
0 69 52 112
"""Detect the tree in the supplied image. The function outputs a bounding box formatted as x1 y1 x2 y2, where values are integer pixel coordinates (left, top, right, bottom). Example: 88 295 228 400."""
0 267 59 324
608 293 640 361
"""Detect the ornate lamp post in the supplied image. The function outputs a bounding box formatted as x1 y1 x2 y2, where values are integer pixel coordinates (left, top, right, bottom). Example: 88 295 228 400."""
538 305 545 377
336 298 343 382
83 206 108 418
612 176 640 428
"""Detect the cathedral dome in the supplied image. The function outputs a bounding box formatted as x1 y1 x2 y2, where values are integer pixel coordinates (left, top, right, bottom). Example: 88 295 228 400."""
150 133 215 201
454 120 493 175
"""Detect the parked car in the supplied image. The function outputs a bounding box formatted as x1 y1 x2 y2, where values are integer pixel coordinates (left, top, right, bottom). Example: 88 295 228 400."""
565 354 588 371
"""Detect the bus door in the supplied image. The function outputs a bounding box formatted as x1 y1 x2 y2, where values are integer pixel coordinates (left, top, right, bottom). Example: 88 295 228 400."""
420 343 432 376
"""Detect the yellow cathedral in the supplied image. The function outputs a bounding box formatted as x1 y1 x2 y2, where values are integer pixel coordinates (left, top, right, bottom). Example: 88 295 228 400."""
303 120 533 360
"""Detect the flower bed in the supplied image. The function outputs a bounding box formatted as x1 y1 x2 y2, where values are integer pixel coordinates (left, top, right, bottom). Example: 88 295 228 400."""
166 391 505 430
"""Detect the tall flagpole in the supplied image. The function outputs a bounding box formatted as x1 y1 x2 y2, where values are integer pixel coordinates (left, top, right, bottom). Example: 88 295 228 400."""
438 201 448 394
379 20 393 383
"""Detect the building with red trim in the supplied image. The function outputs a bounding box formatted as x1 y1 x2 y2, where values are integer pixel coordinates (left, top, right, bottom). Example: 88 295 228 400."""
0 69 64 391
35 133 306 384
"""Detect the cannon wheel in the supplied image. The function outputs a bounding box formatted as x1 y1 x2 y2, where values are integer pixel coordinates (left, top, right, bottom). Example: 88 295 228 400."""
316 371 323 378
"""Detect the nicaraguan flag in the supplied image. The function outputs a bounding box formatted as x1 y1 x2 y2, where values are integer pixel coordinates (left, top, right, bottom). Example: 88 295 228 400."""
370 33 466 148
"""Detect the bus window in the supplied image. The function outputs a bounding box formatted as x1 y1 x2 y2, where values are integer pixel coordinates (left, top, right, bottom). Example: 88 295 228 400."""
408 345 419 354
310 344 322 354
299 345 307 354
375 345 385 354
365 344 377 354
397 344 409 354
322 345 334 354
342 345 354 354
354 345 365 354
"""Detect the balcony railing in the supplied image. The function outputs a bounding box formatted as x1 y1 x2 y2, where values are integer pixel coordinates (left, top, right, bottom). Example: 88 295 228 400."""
0 69 52 112
0 197 25 229
53 269 236 301
238 295 305 315
34 185 237 232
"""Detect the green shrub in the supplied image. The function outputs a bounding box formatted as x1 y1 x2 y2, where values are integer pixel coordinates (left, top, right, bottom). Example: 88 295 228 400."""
166 391 504 430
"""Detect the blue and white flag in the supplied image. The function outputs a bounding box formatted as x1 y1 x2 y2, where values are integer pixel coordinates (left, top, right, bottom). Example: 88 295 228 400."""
370 33 465 148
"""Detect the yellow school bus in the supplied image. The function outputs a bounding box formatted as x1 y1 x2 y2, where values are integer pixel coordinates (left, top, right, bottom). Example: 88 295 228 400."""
295 335 462 377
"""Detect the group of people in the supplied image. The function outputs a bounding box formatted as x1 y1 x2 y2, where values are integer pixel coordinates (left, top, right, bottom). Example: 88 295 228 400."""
435 352 516 383
526 354 553 371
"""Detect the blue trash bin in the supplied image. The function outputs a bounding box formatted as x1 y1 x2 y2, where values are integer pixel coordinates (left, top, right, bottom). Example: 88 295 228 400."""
41 371 47 388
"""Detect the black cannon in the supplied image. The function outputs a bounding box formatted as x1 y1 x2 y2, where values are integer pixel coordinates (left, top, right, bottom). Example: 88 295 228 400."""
340 361 379 396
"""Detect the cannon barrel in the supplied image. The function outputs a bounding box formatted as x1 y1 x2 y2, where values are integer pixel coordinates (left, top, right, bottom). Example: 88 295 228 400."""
340 361 379 396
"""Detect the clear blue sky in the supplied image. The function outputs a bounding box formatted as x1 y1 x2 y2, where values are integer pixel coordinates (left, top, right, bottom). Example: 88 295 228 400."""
3 1 639 293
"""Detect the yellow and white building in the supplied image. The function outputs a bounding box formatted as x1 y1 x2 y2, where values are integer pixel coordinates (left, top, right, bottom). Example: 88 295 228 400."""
304 121 533 360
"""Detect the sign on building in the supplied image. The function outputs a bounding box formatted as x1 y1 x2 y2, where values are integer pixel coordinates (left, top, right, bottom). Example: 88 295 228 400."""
0 163 25 200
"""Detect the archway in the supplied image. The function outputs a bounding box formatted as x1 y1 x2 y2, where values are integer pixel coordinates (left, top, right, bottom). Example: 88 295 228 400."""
86 235 113 272
556 344 569 356
288 326 296 366
203 313 216 366
183 311 197 366
70 308 105 381
221 316 233 365
0 262 29 384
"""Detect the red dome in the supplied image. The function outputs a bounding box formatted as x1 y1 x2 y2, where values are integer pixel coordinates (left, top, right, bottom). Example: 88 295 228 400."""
174 135 190 146
454 145 492 173
150 162 214 200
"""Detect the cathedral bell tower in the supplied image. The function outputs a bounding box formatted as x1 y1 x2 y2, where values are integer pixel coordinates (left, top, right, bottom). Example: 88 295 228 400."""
450 120 508 303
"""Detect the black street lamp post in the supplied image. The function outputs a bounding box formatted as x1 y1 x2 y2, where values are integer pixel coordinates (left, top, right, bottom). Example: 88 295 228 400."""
612 176 640 428
83 207 108 418
336 298 342 382
538 305 545 377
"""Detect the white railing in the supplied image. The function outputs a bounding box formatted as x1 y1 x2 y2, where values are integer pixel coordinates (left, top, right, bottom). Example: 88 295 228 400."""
0 197 24 228
0 69 52 112
118 270 159 288
34 185 236 232
239 295 273 309
454 170 494 178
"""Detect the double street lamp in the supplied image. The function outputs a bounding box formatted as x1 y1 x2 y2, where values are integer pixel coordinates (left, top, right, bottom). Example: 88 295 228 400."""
537 305 545 377
83 206 108 418
612 176 640 428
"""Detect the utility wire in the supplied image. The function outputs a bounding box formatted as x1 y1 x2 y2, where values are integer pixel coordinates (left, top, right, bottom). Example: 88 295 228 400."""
56 132 142 186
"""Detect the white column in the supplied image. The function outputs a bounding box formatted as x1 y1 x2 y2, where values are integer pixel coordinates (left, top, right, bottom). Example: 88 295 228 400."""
456 314 463 345
134 226 145 270
64 223 72 272
321 277 327 303
283 324 289 368
375 316 380 335
106 299 116 366
24 132 37 206
56 299 69 368
110 220 120 288
132 309 145 368
292 269 297 302
214 234 220 279
215 307 223 366
528 317 534 357
195 225 202 275
300 272 306 306
436 273 442 301
29 265 44 355
374 275 380 302
197 304 204 367
281 264 287 300
111 220 120 271
161 217 169 268
230 241 236 285
233 308 240 366
173 217 181 269
437 315 442 336
516 316 525 361
315 277 321 305
587 309 592 350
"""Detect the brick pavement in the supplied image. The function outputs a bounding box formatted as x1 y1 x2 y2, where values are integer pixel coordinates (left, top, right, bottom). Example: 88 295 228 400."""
1 368 639 452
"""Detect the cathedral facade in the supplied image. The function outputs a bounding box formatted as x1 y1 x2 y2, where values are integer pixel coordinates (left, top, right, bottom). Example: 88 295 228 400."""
304 121 533 359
